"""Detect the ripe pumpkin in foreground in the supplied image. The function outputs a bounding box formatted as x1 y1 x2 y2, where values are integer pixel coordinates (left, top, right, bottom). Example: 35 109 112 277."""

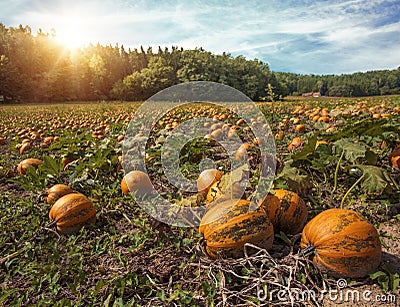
260 189 307 235
46 184 74 204
17 158 43 175
121 170 153 195
200 199 274 259
49 193 96 234
300 208 381 278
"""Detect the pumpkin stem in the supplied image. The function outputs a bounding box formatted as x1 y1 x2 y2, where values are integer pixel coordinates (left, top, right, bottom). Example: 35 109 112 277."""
340 174 365 209
332 150 344 195
44 220 57 229
300 244 316 257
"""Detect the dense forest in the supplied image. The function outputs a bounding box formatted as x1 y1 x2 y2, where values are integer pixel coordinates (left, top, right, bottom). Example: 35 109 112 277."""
275 69 400 97
1 23 400 103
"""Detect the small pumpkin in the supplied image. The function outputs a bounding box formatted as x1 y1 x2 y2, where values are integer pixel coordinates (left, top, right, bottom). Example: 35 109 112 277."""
235 143 251 161
19 142 31 155
390 149 400 169
295 124 306 132
49 193 96 234
210 128 223 140
275 131 284 140
121 170 153 195
46 184 74 204
17 158 43 175
300 208 381 278
199 199 274 259
197 169 223 196
260 189 307 235
287 137 303 150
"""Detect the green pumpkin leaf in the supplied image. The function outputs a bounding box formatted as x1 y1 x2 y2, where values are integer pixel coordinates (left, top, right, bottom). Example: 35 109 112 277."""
333 139 366 163
40 156 63 176
276 162 311 194
365 150 378 165
369 270 388 279
349 165 390 193
324 118 400 141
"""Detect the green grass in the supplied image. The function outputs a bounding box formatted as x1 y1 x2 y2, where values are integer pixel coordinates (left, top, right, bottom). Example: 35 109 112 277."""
1 97 400 306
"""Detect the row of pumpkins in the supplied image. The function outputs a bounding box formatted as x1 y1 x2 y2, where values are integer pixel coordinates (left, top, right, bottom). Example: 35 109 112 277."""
121 168 382 279
18 158 382 279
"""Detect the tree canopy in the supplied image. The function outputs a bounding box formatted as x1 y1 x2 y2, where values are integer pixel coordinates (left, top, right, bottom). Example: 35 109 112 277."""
0 24 283 103
0 23 399 103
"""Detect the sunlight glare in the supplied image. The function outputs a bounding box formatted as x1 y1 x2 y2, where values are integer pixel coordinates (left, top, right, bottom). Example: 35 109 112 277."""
53 14 94 49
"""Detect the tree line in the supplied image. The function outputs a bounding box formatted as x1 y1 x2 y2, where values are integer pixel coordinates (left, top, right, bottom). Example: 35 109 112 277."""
0 24 283 103
1 24 399 103
275 68 400 97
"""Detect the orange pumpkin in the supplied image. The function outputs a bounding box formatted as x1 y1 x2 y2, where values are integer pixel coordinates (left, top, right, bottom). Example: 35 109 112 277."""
235 143 251 160
197 169 223 196
315 140 328 149
287 137 303 150
300 208 381 278
390 149 400 169
121 170 153 195
295 124 306 133
200 199 274 259
17 158 43 175
260 189 307 234
19 142 31 155
46 184 74 204
49 193 96 234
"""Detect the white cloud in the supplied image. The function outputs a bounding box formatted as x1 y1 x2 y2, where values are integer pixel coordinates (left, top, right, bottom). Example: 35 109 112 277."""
1 0 399 74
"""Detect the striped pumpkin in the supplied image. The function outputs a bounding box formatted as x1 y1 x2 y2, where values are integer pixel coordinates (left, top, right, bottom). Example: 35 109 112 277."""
46 184 74 204
300 208 381 278
49 193 96 234
260 189 308 235
200 199 274 259
17 158 43 175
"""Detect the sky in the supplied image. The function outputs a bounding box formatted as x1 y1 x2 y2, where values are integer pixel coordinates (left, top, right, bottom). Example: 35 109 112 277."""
1 0 400 75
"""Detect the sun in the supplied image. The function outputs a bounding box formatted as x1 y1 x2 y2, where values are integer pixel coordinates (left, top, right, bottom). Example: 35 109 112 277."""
55 25 86 49
52 14 94 49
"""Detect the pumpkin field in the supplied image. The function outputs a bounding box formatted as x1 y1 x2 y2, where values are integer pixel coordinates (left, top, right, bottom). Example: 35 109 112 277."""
0 95 399 306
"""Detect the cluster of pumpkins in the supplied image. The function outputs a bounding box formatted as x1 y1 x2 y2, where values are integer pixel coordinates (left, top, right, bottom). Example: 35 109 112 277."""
16 157 383 279
122 168 382 279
